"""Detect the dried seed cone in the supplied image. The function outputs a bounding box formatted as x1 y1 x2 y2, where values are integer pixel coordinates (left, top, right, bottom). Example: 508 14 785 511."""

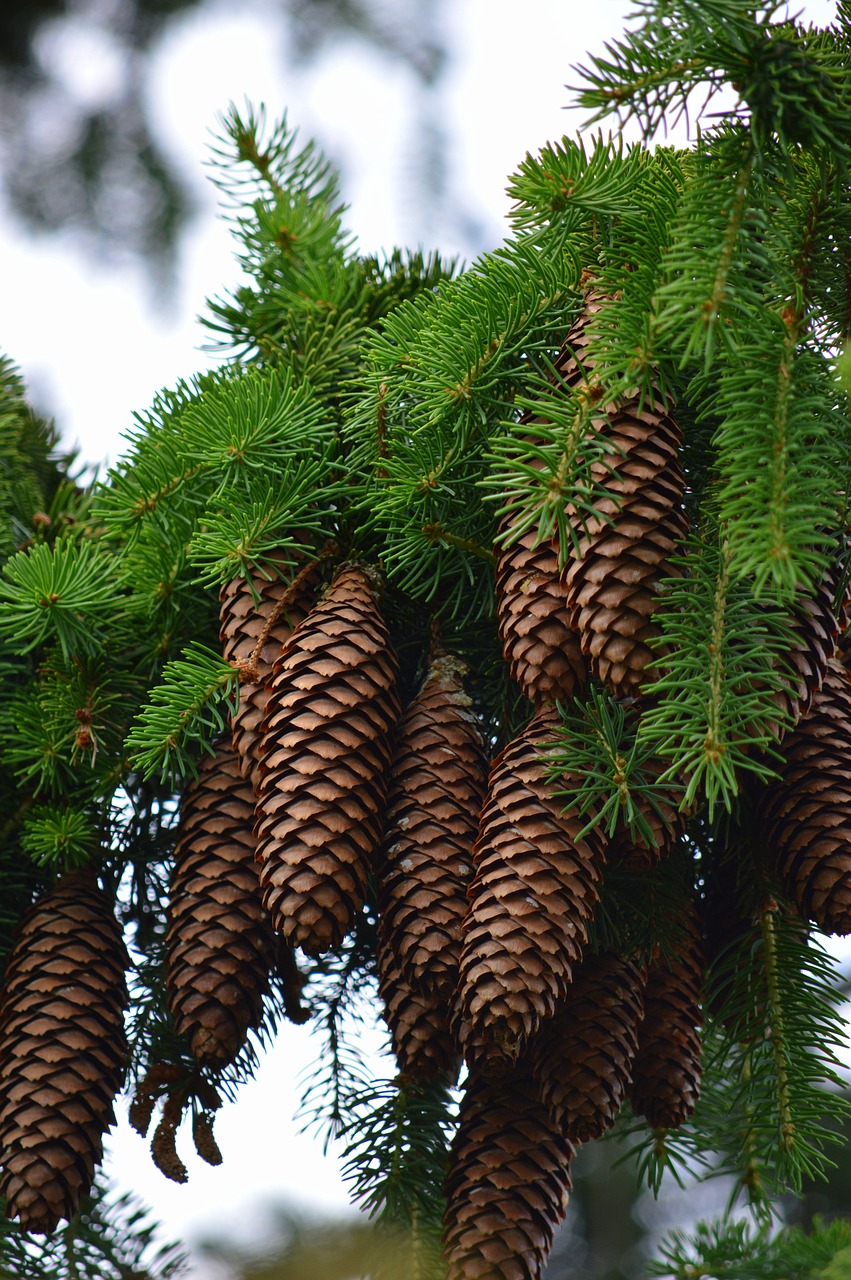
255 563 401 954
443 1061 574 1280
757 657 851 933
457 708 605 1067
377 933 461 1081
219 559 319 791
0 875 128 1233
496 523 586 705
558 296 688 698
166 740 275 1067
528 951 645 1144
378 653 488 997
629 907 703 1130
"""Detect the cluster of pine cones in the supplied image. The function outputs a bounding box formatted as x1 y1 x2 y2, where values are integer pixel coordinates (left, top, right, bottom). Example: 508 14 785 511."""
1 298 850 1280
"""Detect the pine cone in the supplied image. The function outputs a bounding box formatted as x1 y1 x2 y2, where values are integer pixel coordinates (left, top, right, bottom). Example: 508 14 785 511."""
255 563 401 954
378 652 488 998
757 657 851 933
166 740 275 1067
442 1060 574 1280
377 933 460 1082
0 875 128 1233
219 558 319 791
629 906 703 1130
496 522 586 706
558 295 688 698
528 951 645 1144
456 707 605 1067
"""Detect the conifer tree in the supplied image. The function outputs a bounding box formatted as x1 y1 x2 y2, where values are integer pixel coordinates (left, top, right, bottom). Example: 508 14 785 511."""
4 3 851 1277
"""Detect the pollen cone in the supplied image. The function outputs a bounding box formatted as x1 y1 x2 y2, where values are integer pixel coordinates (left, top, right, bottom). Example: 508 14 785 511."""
442 1060 574 1280
378 651 488 998
457 707 605 1067
529 951 645 1144
166 740 275 1067
0 874 128 1233
557 294 688 698
757 656 851 933
219 558 320 791
629 905 703 1130
255 563 400 955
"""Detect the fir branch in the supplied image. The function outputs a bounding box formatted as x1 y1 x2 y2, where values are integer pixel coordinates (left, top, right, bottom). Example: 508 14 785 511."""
636 528 797 816
0 538 119 661
125 643 239 784
650 1214 851 1279
0 1178 188 1280
545 685 685 845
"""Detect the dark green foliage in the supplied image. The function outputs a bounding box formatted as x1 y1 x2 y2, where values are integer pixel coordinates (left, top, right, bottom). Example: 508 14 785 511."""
4 5 851 1275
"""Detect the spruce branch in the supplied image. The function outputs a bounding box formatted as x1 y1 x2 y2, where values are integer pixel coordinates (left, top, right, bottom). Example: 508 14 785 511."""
125 643 239 784
0 539 119 661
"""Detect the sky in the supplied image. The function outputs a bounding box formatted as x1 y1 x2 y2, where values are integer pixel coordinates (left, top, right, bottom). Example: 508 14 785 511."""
0 0 842 1275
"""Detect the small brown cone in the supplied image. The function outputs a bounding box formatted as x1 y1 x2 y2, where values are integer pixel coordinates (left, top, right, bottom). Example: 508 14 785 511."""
528 951 645 1144
757 657 851 933
378 652 488 998
557 294 688 698
457 707 605 1067
255 563 401 955
764 560 850 741
442 1060 574 1280
629 906 703 1130
377 933 461 1082
496 522 586 706
166 740 275 1067
0 874 128 1233
219 558 320 791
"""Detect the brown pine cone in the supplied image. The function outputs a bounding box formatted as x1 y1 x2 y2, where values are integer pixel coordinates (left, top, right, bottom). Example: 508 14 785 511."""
496 522 586 706
0 874 128 1233
629 905 703 1130
443 1060 574 1280
377 932 461 1082
456 707 605 1067
166 740 275 1067
757 656 851 933
219 558 319 791
528 951 645 1144
557 294 688 698
378 652 488 998
255 563 401 954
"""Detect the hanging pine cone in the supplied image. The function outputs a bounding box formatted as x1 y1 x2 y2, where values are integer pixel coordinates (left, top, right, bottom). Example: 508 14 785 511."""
528 951 645 1144
0 874 128 1233
629 904 703 1130
377 932 460 1082
757 656 851 933
219 557 320 791
166 739 275 1067
378 651 488 998
255 563 401 955
557 294 688 699
442 1060 574 1280
456 707 605 1067
495 521 586 706
765 558 850 741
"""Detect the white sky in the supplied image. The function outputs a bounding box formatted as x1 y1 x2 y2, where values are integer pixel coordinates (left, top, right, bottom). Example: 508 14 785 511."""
0 0 841 1274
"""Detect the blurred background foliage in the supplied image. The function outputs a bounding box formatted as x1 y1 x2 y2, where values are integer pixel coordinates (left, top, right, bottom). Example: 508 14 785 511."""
0 0 453 279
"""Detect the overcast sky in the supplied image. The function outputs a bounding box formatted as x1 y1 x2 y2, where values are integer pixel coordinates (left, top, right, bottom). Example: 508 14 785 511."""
0 0 842 1275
